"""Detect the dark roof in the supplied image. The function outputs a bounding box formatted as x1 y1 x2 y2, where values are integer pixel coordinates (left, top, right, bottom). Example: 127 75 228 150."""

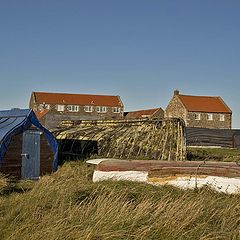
178 95 232 113
0 109 58 170
125 108 160 118
33 92 123 107
0 109 31 143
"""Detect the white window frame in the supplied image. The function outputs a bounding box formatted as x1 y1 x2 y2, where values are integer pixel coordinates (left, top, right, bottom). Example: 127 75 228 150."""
84 106 93 112
57 105 65 112
96 106 107 113
207 113 213 121
112 107 121 113
220 114 225 121
45 104 50 109
195 113 201 120
68 105 79 112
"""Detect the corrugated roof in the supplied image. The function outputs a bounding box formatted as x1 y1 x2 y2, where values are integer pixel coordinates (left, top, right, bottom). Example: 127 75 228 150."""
125 108 160 118
0 109 31 143
33 92 123 107
178 95 231 113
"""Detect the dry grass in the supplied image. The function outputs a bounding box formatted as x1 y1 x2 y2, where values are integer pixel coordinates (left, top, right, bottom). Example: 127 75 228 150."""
187 147 240 162
0 162 240 240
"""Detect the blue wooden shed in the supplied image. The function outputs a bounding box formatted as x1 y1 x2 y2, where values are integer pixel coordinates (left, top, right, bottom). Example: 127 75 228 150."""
0 109 58 179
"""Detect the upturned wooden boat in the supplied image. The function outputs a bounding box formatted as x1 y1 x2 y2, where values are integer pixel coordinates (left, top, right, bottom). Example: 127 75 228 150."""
87 159 240 194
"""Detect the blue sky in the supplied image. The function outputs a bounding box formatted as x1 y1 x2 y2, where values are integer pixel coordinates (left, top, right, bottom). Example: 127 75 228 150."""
0 0 240 127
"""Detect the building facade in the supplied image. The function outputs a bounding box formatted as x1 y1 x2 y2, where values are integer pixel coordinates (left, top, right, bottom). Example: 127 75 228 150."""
165 90 232 129
30 92 124 129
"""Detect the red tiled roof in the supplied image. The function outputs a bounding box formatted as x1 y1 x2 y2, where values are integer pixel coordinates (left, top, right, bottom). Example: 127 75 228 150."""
178 95 231 113
125 108 160 118
33 92 123 107
34 109 50 120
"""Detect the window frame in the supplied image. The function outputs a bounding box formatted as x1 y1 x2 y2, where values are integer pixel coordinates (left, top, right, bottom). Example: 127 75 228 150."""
57 105 65 112
194 113 201 121
220 114 225 122
207 113 213 121
84 106 93 113
67 105 79 112
112 107 121 113
96 106 107 113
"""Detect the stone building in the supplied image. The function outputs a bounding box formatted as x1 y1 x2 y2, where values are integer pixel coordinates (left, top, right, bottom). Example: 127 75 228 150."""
124 108 164 119
165 90 232 129
30 92 124 129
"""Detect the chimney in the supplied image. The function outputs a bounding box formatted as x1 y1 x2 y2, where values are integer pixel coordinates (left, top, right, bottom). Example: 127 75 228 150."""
174 90 179 96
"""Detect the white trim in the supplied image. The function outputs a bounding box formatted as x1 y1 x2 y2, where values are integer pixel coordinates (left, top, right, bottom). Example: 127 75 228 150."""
57 105 65 112
207 113 213 121
68 105 79 112
194 113 201 120
220 114 225 121
96 106 107 113
84 106 93 112
112 107 121 113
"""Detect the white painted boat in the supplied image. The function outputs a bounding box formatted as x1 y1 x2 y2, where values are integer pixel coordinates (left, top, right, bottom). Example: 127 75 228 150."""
88 159 240 194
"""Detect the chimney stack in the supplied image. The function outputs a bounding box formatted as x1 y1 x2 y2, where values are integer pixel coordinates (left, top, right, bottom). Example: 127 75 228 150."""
174 89 179 96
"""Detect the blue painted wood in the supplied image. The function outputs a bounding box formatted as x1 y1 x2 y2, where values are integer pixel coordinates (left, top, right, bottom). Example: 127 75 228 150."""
21 130 41 179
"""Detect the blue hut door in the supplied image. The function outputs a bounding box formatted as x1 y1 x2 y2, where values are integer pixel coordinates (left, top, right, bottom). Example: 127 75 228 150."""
21 130 41 179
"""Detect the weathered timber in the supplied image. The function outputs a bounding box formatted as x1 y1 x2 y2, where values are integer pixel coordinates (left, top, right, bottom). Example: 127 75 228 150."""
54 118 186 161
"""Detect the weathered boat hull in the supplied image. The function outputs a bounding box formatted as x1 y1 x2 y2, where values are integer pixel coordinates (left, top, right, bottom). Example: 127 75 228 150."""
88 159 240 194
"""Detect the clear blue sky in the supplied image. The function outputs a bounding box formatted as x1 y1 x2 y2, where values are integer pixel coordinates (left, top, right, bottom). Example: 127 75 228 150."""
0 0 240 127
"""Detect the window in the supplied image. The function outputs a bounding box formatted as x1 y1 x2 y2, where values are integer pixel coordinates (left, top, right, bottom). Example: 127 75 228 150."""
84 106 93 112
96 106 107 113
45 104 50 109
113 107 121 113
207 113 213 121
220 114 225 121
39 104 44 110
57 105 65 112
195 113 201 120
68 105 79 112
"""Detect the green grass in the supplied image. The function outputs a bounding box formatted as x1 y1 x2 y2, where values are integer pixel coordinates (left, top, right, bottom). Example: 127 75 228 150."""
0 162 240 240
187 147 240 162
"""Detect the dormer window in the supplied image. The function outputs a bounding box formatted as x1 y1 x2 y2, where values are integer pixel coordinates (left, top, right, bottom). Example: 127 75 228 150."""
96 106 107 113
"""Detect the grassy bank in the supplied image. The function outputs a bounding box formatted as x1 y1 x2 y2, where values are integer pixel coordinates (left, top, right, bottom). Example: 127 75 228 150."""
0 162 240 240
187 147 240 162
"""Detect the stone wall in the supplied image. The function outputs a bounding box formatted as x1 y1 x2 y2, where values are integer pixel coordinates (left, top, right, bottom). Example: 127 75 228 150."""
152 108 164 119
187 112 231 129
165 95 187 122
42 107 124 129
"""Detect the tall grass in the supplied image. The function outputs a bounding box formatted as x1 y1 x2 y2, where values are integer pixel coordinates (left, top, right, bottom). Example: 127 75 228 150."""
0 162 240 240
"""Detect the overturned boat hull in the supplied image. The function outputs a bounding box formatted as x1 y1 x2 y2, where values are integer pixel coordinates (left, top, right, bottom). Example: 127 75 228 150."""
89 159 240 194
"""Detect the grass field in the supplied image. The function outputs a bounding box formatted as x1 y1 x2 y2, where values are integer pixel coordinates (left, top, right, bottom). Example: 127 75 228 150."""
0 161 240 240
187 147 240 162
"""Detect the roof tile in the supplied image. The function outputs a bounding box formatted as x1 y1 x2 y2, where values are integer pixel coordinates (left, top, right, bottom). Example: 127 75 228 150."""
33 92 123 107
125 108 160 118
178 95 231 113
